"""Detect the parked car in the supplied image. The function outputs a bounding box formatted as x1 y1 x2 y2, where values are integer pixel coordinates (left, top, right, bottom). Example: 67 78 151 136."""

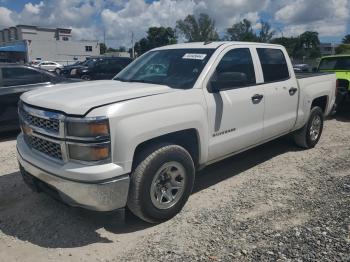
33 61 64 74
0 64 80 132
293 64 311 72
61 57 132 80
59 59 93 77
318 55 350 107
17 42 336 223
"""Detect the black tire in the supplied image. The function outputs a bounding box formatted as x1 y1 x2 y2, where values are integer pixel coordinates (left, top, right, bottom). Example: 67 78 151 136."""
81 74 91 81
293 106 324 149
127 144 195 223
55 68 61 75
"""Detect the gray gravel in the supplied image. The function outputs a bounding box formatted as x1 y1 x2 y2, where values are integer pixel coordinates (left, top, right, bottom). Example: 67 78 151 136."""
0 111 349 262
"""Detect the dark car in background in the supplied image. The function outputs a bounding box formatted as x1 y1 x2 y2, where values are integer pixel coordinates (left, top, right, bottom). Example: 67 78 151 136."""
61 57 132 80
0 64 80 132
293 64 311 73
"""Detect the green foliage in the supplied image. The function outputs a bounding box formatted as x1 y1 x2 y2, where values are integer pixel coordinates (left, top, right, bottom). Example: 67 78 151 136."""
176 13 219 42
226 19 275 43
271 37 300 56
342 34 350 44
258 21 275 43
226 19 258 42
335 44 350 54
134 26 177 55
299 31 320 49
271 31 321 59
100 43 107 54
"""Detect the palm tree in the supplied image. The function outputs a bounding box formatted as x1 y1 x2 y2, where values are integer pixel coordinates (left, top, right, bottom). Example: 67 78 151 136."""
342 34 350 44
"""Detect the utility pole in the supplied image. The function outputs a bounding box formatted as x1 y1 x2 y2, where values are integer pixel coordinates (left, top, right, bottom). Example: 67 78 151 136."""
131 31 135 59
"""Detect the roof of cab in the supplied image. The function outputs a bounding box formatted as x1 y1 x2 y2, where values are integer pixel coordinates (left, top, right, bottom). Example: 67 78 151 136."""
153 41 283 50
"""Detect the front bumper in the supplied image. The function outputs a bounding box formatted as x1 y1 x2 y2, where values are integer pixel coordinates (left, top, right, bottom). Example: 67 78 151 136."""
17 143 130 212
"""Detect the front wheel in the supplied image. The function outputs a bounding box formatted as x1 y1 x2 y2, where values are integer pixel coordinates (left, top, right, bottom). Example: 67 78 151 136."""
293 106 324 149
127 144 195 223
81 74 92 81
55 68 61 75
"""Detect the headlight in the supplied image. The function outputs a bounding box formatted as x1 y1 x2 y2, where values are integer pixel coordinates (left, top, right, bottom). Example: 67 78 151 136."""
68 143 110 162
66 118 109 139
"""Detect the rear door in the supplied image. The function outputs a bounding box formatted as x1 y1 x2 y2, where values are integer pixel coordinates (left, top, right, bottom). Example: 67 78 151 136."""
204 46 265 161
256 47 299 140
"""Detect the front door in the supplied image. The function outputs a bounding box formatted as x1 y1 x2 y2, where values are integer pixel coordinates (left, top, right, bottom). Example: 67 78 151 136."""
204 47 265 161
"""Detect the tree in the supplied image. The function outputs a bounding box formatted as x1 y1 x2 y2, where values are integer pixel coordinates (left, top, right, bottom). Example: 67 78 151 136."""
134 26 177 55
100 43 107 54
271 37 300 56
271 31 321 59
299 31 320 49
176 13 219 42
336 44 350 54
118 46 127 52
342 34 350 44
226 19 274 43
226 19 257 42
258 21 275 43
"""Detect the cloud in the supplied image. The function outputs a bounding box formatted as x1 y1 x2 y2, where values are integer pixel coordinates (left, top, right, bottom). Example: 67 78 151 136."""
0 0 349 46
0 6 15 27
274 0 350 37
101 0 270 46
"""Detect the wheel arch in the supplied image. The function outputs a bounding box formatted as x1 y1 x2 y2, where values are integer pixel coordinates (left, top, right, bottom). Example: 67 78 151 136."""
132 129 201 170
311 95 328 114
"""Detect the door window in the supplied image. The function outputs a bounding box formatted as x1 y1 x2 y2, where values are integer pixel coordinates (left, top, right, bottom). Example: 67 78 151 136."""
214 48 256 88
257 48 290 83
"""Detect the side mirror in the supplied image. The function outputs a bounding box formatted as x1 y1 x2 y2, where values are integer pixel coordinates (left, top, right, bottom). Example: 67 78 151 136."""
209 72 248 93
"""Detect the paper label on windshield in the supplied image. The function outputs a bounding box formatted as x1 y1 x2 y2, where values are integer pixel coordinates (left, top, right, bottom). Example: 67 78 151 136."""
182 53 207 60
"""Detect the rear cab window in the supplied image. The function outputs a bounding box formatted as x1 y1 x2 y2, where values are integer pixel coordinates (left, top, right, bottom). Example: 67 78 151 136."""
257 48 290 83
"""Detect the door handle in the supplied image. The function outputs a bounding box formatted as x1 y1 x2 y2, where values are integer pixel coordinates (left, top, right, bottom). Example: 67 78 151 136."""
251 94 264 104
289 87 298 96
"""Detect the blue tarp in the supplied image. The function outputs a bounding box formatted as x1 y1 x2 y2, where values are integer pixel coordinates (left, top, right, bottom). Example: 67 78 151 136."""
0 42 26 52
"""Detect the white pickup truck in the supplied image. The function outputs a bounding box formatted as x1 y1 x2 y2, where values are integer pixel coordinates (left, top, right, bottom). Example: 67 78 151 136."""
17 42 336 223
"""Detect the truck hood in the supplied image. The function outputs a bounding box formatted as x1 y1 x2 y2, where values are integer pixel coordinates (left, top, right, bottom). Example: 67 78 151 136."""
21 80 178 115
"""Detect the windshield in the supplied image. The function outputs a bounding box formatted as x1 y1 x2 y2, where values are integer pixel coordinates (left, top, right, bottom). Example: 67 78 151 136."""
114 48 215 89
319 57 350 71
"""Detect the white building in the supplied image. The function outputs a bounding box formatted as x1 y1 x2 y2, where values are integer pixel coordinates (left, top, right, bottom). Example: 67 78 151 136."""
0 25 100 64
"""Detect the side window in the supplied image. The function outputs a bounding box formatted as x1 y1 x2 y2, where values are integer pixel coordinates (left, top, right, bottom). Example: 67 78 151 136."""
85 46 93 52
214 48 256 88
2 68 44 86
257 48 290 82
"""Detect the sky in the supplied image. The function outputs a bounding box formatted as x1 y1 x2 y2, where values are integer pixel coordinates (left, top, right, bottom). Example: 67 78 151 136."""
0 0 349 48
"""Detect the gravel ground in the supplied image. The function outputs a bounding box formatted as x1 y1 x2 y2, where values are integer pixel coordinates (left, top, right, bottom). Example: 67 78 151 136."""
0 110 349 262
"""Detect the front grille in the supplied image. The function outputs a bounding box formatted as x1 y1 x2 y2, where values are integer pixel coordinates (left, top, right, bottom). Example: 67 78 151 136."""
20 108 60 133
24 134 62 160
338 79 349 89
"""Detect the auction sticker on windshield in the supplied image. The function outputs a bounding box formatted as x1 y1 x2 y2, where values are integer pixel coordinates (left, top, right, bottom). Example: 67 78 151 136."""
182 53 207 60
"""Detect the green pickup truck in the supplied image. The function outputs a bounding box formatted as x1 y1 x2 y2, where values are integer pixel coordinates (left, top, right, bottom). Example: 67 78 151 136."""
318 55 350 107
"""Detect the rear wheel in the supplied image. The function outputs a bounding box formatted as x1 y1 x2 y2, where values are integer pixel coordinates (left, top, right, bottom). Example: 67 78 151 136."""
127 144 195 223
293 106 324 149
